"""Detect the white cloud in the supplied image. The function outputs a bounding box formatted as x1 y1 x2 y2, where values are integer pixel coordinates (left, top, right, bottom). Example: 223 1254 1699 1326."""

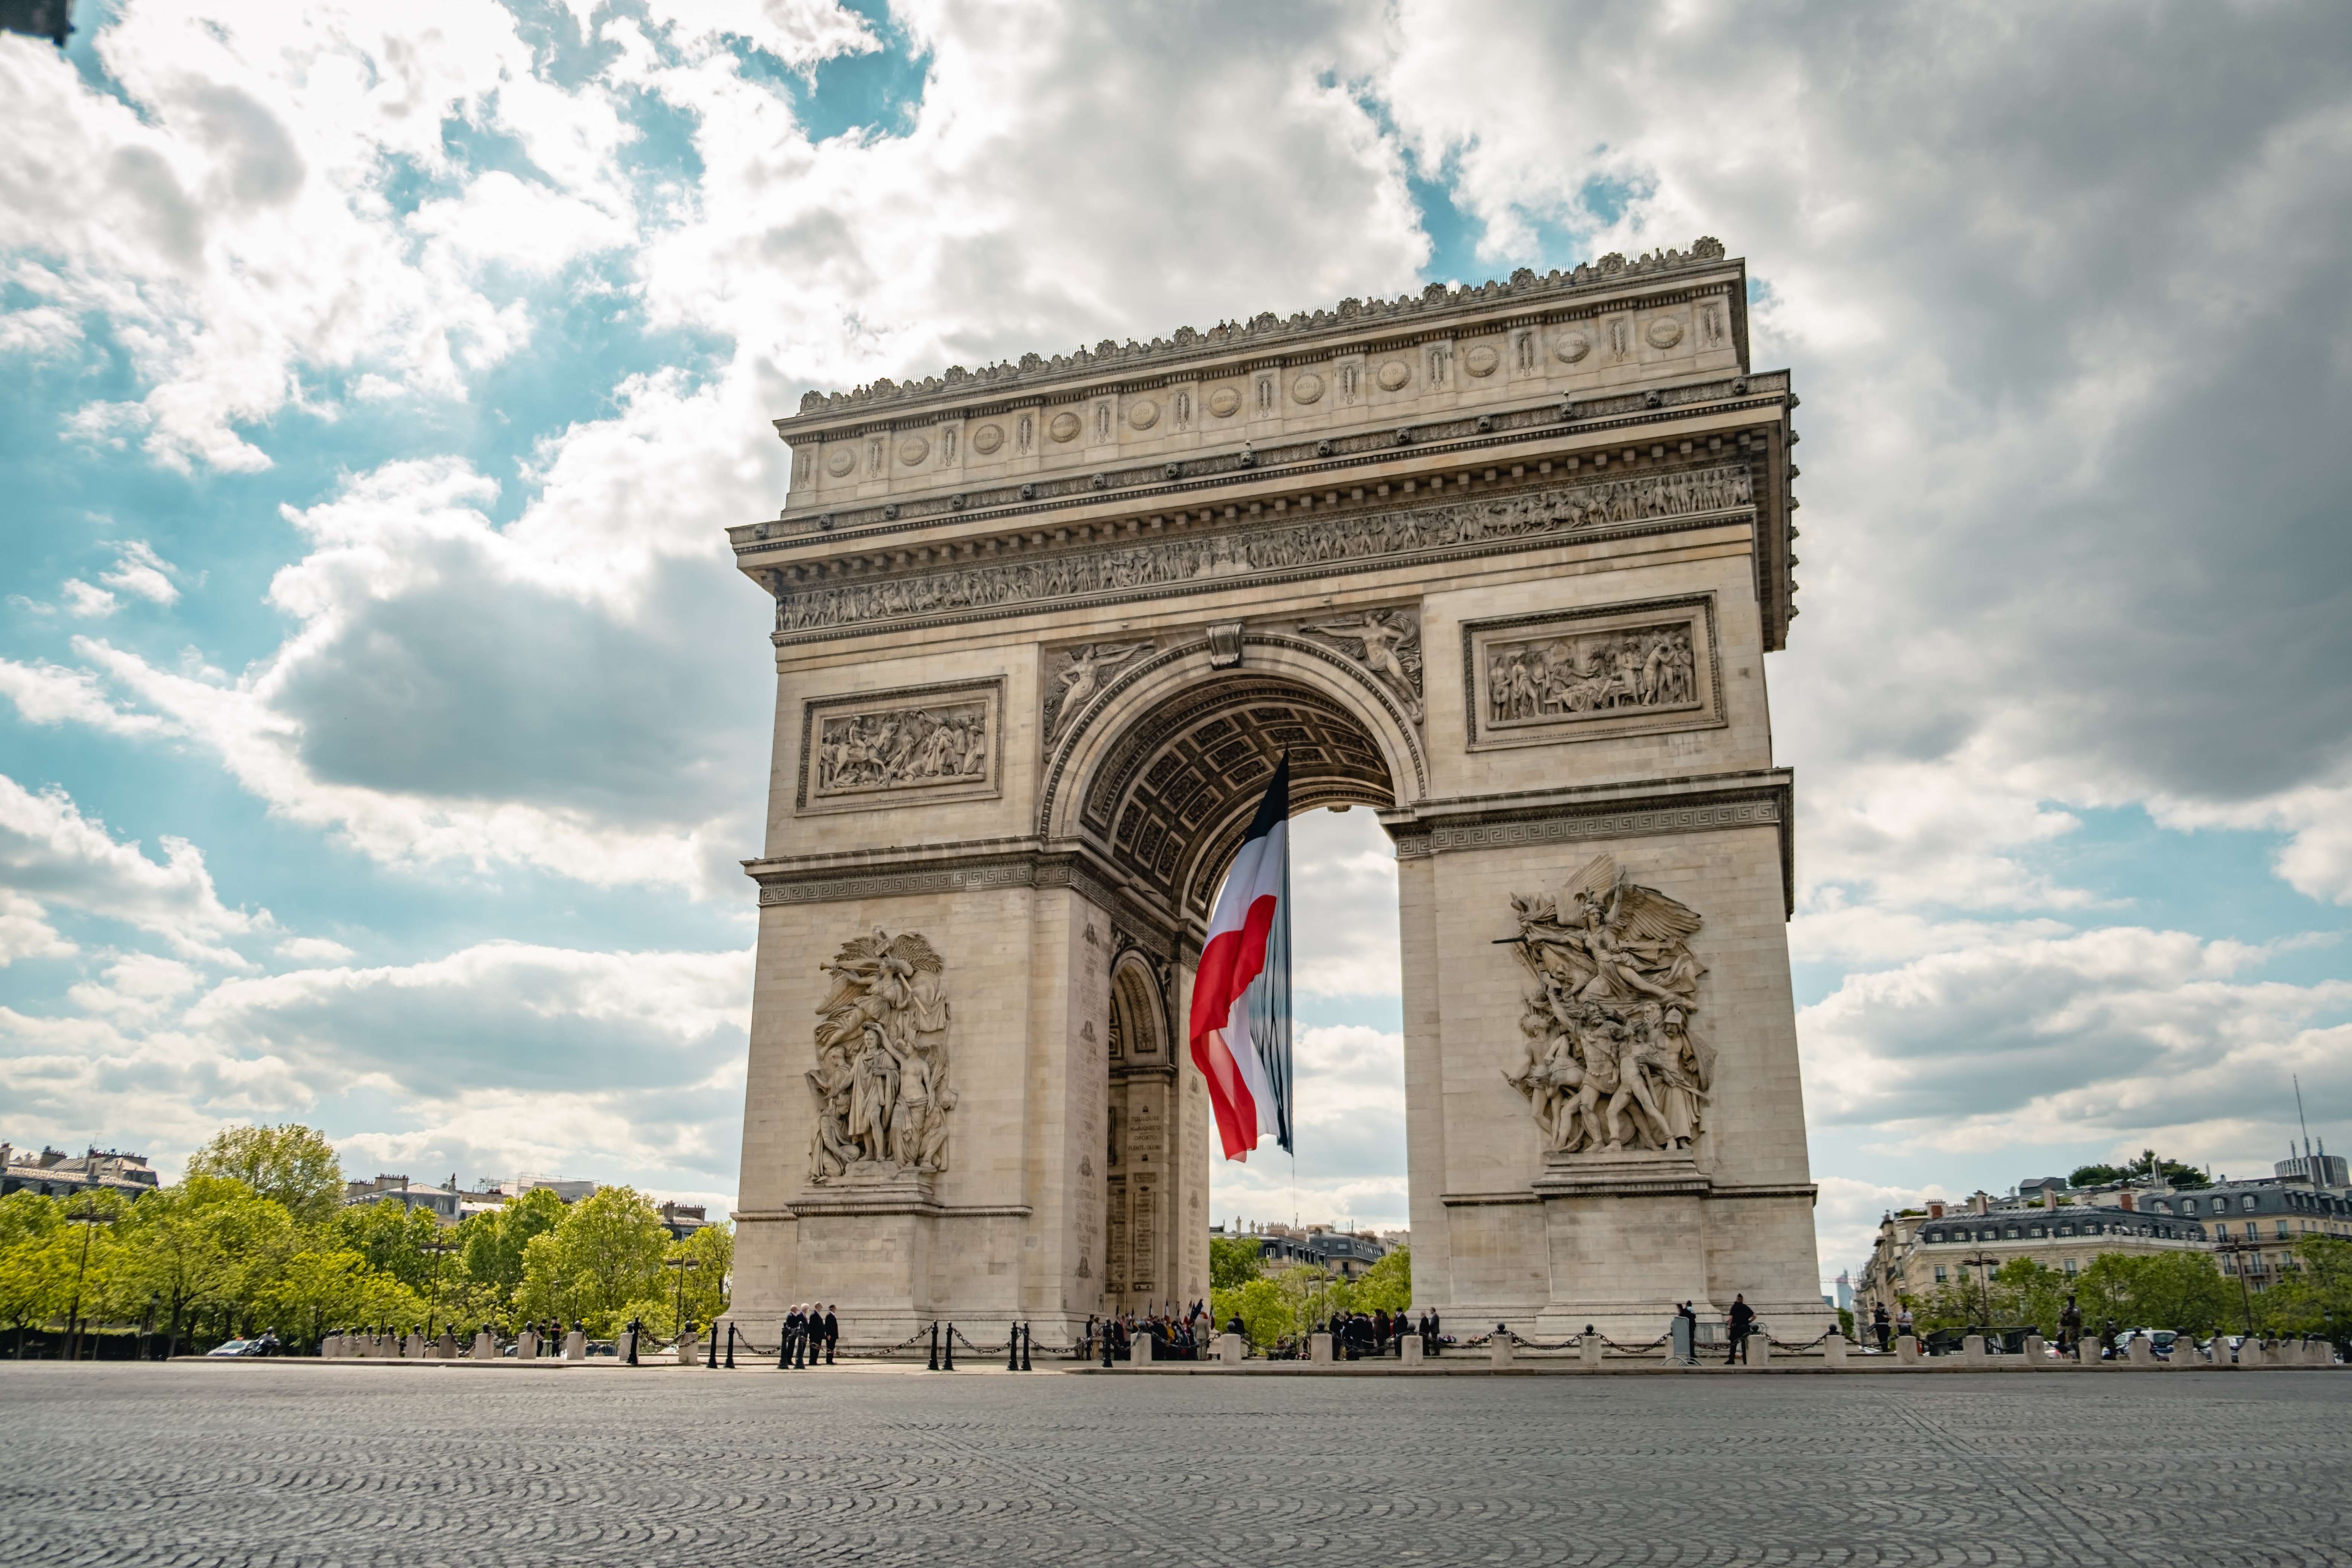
0 657 172 737
98 540 181 606
275 936 355 963
0 935 753 1192
60 579 118 618
1209 1022 1408 1231
0 773 257 962
1799 925 2352 1162
0 888 74 966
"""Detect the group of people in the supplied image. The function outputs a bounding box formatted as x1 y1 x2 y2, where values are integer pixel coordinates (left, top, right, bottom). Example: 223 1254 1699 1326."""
1865 1293 2114 1359
1311 1308 1442 1360
778 1304 841 1369
813 706 988 794
1082 1305 1212 1361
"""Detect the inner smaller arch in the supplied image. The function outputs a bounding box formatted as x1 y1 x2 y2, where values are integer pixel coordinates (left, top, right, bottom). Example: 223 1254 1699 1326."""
1080 674 1395 919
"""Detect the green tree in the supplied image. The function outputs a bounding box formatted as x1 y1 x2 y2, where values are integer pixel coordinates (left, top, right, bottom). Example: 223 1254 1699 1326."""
2256 1235 2352 1338
262 1248 423 1351
113 1176 298 1351
458 1187 568 1301
1349 1246 1410 1314
1912 1257 2072 1334
1209 1234 1265 1291
326 1198 443 1294
0 1192 72 1352
1210 1276 1297 1352
516 1187 669 1335
2075 1250 2236 1336
186 1124 346 1226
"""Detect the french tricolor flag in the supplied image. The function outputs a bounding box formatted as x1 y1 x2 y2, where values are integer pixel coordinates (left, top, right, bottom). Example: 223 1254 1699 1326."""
1188 755 1294 1162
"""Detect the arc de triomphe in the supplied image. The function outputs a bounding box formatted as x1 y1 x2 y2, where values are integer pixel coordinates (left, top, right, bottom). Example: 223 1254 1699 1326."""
723 238 1828 1348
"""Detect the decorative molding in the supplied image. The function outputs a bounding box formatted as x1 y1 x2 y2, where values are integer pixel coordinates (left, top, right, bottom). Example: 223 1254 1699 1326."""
1385 773 1795 917
770 466 1755 643
1461 594 1721 750
795 677 1004 815
756 857 1036 906
783 239 1733 426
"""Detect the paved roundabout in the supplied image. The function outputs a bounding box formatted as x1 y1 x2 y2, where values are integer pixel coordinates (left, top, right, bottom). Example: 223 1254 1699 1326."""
3 1363 2347 1565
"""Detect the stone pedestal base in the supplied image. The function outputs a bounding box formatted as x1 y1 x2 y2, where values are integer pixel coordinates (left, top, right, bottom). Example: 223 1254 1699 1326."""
1132 1332 1153 1364
472 1331 495 1362
1218 1334 1243 1364
1400 1335 1423 1366
1896 1335 1920 1364
564 1329 586 1360
675 1332 699 1366
1309 1332 1334 1365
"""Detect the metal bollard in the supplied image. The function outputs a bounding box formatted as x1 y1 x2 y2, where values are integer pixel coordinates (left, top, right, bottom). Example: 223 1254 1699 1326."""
778 1328 791 1372
726 1323 736 1370
1008 1327 1020 1371
706 1326 718 1369
1021 1323 1032 1372
944 1323 956 1371
1102 1328 1114 1369
928 1321 940 1372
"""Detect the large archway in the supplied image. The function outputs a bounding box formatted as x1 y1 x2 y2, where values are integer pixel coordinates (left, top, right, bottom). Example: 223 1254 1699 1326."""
726 243 1829 1350
1060 658 1401 1315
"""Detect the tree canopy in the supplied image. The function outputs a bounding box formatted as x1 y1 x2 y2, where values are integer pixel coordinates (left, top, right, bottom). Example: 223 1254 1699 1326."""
186 1124 346 1225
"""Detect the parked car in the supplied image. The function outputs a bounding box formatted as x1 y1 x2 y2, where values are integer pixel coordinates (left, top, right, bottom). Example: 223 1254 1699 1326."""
205 1338 265 1357
2113 1328 2179 1358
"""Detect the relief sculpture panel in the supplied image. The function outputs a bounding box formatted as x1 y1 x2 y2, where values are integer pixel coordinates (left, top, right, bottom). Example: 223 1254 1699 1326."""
1500 855 1712 1158
796 678 1003 813
1462 597 1719 749
806 929 956 1186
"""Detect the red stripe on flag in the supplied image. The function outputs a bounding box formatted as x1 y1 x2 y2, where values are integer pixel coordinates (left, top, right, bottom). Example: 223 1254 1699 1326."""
1188 892 1279 1159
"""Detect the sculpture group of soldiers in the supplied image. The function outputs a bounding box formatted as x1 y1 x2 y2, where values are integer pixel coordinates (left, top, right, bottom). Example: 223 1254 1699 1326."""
808 931 957 1182
816 707 987 793
1489 626 1695 725
1504 856 1715 1156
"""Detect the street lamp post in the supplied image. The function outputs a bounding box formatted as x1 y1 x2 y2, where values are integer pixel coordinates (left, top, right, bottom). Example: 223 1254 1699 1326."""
64 1200 110 1362
2211 1235 2262 1335
1959 1251 2002 1333
418 1240 456 1343
665 1256 700 1337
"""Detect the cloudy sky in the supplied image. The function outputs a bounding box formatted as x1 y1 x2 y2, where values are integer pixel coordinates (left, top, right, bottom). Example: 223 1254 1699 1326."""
4 1 2349 1288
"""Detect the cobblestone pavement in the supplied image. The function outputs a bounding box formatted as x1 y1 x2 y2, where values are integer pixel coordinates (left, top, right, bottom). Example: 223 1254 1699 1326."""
4 1363 2348 1566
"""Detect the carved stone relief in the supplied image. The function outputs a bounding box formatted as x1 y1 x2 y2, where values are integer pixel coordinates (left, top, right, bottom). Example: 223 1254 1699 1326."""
1554 331 1591 364
1292 373 1324 405
806 929 956 1184
1128 399 1159 430
1049 411 1082 443
971 423 1003 455
1297 606 1423 723
1377 359 1411 391
1208 386 1241 418
1646 317 1684 350
774 466 1753 640
1464 344 1500 378
1500 855 1712 1157
797 678 1003 812
1043 642 1152 744
1462 597 1720 750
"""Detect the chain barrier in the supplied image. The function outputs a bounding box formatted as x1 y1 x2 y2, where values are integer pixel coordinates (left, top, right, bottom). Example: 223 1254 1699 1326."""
1764 1328 1848 1352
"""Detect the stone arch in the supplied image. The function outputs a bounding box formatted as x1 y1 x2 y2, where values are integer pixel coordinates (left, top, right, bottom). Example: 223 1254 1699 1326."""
1041 631 1419 925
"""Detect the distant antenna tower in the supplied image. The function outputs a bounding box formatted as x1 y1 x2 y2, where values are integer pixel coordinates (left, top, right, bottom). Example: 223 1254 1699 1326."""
2296 1073 2314 1161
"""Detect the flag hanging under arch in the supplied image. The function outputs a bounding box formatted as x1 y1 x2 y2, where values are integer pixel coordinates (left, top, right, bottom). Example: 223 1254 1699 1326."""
1188 755 1293 1161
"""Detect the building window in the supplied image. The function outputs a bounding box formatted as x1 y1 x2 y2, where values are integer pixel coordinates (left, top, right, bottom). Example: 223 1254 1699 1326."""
2063 1259 2078 1275
1934 1266 1947 1283
2277 1221 2291 1239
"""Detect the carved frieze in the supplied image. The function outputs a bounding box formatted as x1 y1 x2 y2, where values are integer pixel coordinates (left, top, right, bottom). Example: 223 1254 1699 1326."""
772 465 1754 641
806 929 956 1186
796 678 1003 814
1462 596 1721 749
1296 607 1423 724
1499 854 1713 1158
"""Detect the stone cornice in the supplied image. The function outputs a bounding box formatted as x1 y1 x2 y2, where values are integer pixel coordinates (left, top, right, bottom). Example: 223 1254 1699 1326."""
1383 770 1796 917
735 371 1788 551
775 240 1742 439
745 841 1183 956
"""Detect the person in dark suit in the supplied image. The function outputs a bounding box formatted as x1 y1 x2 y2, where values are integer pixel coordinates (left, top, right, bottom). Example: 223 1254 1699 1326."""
1726 1294 1755 1364
824 1306 840 1364
1872 1301 1891 1351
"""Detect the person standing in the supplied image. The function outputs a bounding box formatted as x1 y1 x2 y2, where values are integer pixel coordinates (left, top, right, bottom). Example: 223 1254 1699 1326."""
1726 1294 1755 1364
1872 1301 1891 1352
2059 1295 2082 1360
824 1305 839 1364
1894 1303 1914 1345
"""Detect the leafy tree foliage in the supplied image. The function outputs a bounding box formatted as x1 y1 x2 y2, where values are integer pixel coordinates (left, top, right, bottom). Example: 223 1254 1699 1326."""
186 1124 346 1225
516 1186 671 1335
2253 1236 2352 1338
1208 1234 1265 1291
1348 1246 1410 1314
